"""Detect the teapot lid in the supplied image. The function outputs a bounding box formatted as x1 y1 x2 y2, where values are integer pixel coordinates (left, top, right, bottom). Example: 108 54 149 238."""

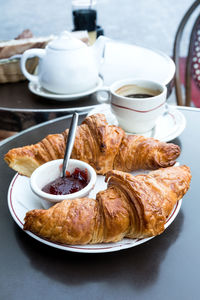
48 31 86 51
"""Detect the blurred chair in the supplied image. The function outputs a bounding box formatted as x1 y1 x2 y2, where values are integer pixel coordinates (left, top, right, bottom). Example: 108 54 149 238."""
173 0 200 106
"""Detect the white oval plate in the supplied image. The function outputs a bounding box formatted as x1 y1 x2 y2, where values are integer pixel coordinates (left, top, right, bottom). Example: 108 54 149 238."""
8 166 182 254
88 104 186 142
100 42 175 86
28 77 103 101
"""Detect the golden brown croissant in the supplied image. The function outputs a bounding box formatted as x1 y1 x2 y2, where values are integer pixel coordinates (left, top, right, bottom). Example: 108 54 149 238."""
23 165 191 245
4 113 180 177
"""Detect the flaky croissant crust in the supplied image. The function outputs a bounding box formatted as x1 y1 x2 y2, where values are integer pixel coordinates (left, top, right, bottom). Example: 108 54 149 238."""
4 114 180 177
23 165 191 245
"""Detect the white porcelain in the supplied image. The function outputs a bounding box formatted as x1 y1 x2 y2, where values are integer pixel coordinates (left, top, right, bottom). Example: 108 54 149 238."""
30 159 97 204
20 32 108 94
28 76 103 101
97 78 167 133
88 103 186 142
99 41 175 86
8 163 181 253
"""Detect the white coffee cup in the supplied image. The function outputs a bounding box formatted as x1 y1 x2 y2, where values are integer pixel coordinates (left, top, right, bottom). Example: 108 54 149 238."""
97 78 167 133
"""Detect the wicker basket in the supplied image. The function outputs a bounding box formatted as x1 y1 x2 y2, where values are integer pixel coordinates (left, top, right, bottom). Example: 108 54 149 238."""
0 57 38 83
0 31 89 84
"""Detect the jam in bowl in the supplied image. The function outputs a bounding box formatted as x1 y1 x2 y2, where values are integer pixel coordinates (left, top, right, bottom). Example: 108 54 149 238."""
42 167 89 195
30 159 97 205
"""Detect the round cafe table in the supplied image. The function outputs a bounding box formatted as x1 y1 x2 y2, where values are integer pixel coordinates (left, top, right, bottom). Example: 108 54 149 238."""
0 42 175 132
0 107 199 300
0 81 99 132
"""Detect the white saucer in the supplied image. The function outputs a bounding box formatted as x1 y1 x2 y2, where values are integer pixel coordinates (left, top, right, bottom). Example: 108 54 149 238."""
88 104 186 142
28 77 103 101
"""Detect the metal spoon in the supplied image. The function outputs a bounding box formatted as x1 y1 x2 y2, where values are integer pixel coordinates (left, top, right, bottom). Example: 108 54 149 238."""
62 112 79 177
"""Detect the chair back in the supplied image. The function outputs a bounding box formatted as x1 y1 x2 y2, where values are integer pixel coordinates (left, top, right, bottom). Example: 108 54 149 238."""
173 0 200 106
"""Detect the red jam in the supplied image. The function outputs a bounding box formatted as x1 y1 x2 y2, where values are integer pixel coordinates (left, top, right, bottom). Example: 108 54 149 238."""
42 168 88 195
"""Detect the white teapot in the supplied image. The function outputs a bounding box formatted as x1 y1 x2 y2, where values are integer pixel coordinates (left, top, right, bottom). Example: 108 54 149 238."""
20 32 108 94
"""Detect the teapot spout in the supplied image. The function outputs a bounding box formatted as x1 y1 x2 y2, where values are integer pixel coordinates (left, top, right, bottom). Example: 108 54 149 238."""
92 36 110 66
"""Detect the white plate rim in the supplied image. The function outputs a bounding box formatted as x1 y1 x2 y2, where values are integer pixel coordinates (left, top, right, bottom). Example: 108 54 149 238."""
8 172 182 254
155 106 186 142
88 104 186 142
28 77 103 101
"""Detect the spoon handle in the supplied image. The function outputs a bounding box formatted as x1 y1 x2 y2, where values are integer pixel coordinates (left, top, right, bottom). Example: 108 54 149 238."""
62 112 79 177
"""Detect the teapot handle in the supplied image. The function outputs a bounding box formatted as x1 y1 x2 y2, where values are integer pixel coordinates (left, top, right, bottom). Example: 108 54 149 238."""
20 49 45 83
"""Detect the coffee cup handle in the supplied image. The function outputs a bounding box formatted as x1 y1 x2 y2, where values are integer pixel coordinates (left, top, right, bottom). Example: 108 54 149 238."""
20 49 45 83
95 86 111 103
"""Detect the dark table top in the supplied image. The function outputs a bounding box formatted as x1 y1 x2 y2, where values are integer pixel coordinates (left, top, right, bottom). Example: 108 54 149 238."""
0 81 100 131
0 81 100 112
0 107 199 300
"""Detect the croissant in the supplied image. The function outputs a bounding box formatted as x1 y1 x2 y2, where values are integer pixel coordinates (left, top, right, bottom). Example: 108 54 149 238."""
4 113 180 177
23 165 191 245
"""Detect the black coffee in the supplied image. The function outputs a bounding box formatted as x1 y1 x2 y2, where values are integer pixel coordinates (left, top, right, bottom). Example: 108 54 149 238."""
126 93 153 98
